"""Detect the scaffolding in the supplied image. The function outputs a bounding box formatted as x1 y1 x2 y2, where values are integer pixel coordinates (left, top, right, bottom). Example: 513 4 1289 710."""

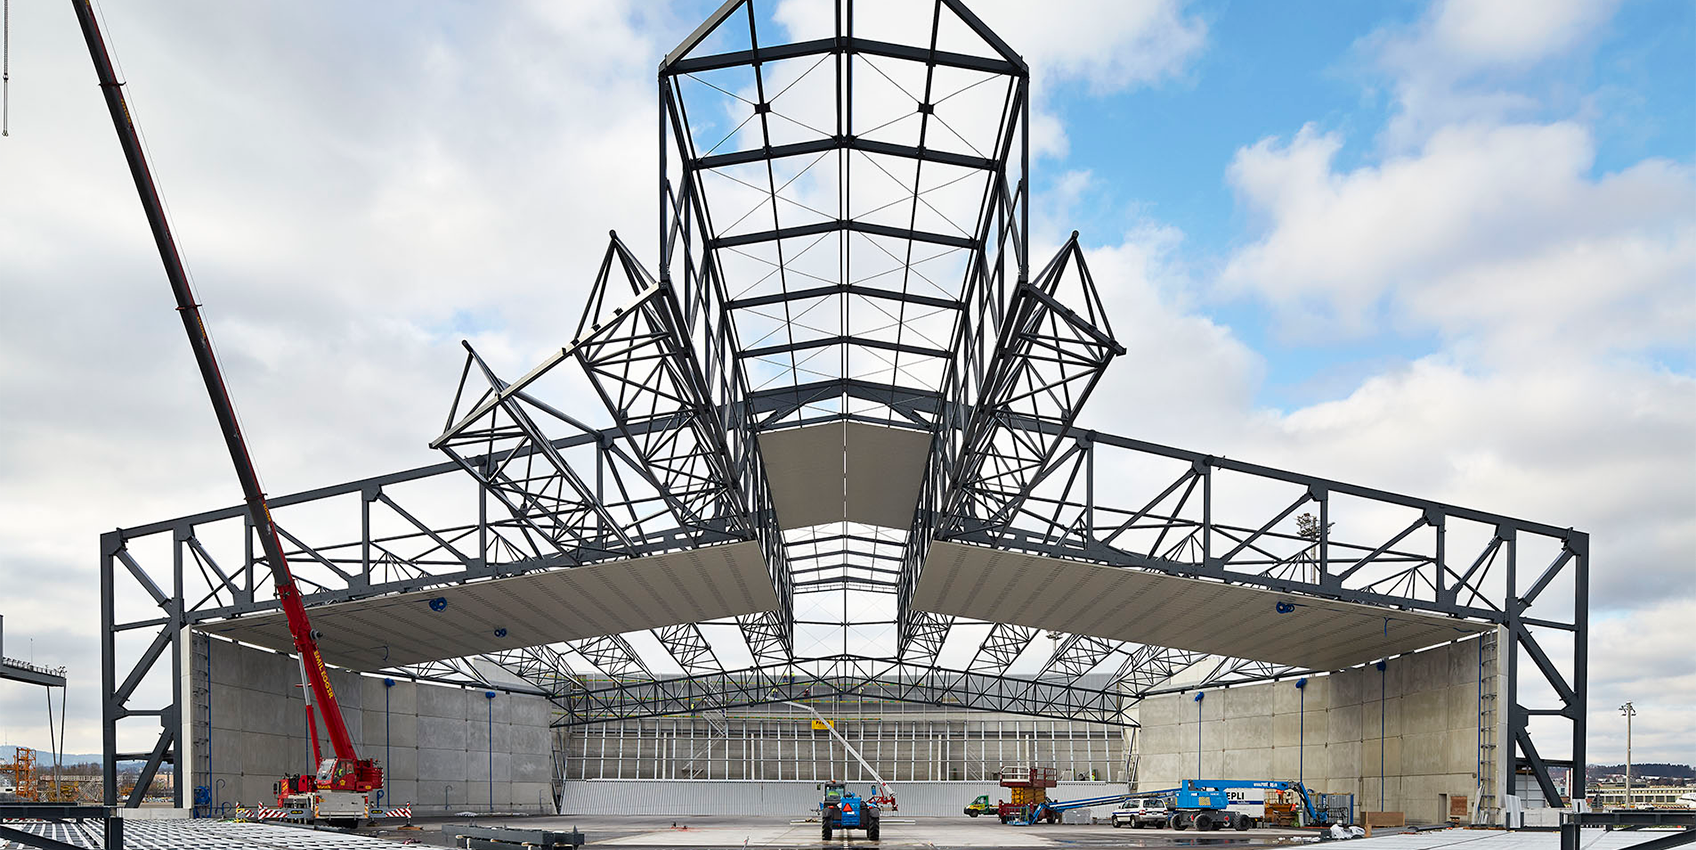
1 747 36 801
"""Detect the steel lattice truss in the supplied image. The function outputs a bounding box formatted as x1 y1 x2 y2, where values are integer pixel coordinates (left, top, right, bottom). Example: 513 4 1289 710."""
99 0 1586 811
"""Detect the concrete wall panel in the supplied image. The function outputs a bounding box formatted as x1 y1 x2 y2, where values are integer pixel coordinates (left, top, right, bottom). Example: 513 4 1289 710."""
194 636 556 816
417 684 466 719
1139 695 1180 726
1225 715 1272 750
1132 637 1490 825
418 716 470 752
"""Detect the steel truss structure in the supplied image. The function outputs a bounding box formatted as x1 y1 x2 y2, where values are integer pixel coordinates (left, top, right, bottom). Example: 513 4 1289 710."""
97 0 1585 814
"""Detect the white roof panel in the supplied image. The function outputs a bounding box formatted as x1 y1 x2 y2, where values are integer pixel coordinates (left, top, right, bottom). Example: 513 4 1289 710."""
913 541 1487 671
761 422 930 529
199 541 775 671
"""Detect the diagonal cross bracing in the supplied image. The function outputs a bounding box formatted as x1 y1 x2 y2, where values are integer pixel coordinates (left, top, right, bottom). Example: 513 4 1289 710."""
898 234 1123 664
552 655 1124 727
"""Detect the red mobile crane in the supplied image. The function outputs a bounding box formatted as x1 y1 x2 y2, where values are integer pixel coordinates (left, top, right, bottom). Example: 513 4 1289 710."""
70 0 383 823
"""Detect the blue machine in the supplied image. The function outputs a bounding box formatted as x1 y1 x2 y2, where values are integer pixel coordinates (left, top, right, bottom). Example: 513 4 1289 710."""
821 780 881 841
1005 791 1136 826
1163 779 1354 830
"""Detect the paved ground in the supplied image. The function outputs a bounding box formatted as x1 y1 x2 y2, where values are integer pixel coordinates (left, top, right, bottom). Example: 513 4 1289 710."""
373 815 1324 848
1303 830 1692 850
386 818 1695 850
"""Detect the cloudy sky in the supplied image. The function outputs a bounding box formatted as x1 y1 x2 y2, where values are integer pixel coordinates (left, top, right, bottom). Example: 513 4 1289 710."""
1 0 1691 768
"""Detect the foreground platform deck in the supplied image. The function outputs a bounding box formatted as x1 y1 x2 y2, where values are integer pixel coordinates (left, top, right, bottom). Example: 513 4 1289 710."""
5 817 1688 850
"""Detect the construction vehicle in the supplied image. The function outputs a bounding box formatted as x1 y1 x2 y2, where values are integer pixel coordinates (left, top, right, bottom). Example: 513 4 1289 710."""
781 702 891 840
71 1 382 822
819 780 882 841
994 764 1060 823
1005 791 1135 826
1162 779 1354 830
783 702 896 811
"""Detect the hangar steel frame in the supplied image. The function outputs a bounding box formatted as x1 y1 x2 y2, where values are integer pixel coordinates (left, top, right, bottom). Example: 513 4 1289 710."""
95 0 1586 817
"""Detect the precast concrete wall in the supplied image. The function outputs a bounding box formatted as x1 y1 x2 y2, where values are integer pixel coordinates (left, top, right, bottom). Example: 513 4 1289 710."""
189 635 556 816
559 779 1119 817
1133 634 1505 825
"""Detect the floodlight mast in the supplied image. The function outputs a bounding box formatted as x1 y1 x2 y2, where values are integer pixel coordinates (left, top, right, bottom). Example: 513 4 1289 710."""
70 0 377 800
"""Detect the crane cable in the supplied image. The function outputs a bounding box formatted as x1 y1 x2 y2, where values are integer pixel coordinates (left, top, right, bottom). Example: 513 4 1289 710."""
3 0 10 136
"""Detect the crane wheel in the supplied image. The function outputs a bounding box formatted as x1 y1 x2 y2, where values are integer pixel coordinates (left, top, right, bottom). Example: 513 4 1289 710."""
868 821 880 841
1235 814 1251 831
1193 813 1214 831
822 821 832 841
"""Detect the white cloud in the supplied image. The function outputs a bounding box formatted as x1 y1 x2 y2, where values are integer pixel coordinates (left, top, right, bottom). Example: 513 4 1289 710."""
773 0 1204 91
970 0 1207 93
1364 0 1623 145
1263 358 1693 610
1588 598 1696 764
1074 223 1264 445
1187 0 1693 766
773 0 1207 158
0 0 673 754
1422 0 1620 70
1220 121 1696 364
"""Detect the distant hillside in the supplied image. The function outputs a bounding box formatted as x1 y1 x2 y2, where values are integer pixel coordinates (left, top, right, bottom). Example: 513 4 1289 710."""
0 746 102 764
1589 763 1694 779
1 746 169 771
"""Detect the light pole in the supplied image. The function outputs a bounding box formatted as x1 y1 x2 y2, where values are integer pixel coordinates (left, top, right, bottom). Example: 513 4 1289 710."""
1619 702 1636 809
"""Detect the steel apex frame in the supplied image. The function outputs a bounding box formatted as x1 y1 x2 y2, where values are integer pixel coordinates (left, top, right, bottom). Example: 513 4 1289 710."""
97 0 1585 813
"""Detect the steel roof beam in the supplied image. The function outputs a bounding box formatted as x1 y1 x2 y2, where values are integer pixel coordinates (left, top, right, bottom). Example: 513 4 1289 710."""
710 220 977 251
747 379 941 417
664 36 1022 77
739 335 951 361
695 137 999 173
726 283 963 312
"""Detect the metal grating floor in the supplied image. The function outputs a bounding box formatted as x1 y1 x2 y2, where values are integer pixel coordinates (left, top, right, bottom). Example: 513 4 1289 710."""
1352 828 1689 850
2 819 403 849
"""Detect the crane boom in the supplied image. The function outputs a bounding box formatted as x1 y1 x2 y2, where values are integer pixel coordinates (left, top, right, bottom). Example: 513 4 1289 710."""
783 701 896 808
70 1 360 766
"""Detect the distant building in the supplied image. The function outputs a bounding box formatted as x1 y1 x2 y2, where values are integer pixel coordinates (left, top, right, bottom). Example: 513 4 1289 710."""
1587 784 1696 808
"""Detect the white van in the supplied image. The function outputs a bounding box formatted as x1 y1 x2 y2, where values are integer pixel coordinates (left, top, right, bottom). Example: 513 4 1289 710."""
1220 786 1268 824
